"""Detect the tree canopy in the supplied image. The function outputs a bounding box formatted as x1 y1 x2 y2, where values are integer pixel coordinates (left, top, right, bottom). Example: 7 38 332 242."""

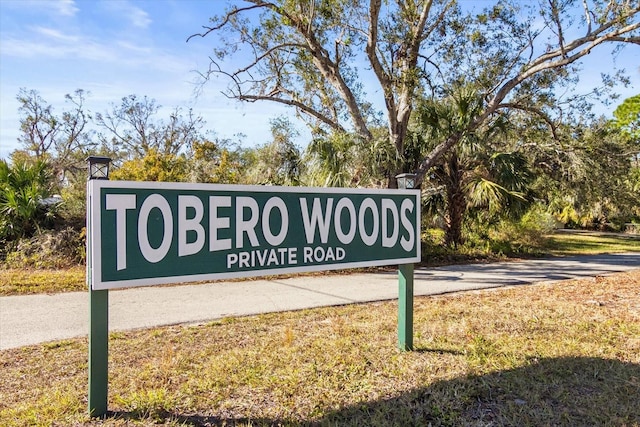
190 0 639 186
612 93 640 138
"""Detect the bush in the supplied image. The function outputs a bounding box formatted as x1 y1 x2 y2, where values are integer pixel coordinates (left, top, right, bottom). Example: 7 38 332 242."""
462 204 556 256
3 227 85 269
0 159 57 241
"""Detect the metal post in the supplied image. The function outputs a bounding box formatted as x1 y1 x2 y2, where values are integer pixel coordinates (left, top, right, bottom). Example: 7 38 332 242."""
86 157 111 417
398 263 414 351
395 172 417 352
88 288 108 416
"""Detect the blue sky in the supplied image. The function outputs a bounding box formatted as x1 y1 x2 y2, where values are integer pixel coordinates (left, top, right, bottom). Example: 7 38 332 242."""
0 0 638 160
0 0 295 159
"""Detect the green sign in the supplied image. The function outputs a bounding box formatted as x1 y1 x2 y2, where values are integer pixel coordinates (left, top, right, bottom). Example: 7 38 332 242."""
88 181 420 290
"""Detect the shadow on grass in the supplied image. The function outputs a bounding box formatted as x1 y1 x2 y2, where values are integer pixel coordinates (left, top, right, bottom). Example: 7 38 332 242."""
109 356 640 426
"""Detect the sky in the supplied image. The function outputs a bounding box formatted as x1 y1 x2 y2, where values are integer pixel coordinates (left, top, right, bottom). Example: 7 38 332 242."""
0 0 639 160
0 0 295 159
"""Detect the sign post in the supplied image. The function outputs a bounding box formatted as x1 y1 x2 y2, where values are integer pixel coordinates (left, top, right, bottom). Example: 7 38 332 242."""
88 287 108 416
86 179 420 416
398 263 414 351
87 156 111 417
395 173 418 352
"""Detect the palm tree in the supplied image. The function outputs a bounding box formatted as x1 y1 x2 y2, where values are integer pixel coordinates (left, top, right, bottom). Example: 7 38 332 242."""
304 132 360 187
0 159 56 241
415 88 532 246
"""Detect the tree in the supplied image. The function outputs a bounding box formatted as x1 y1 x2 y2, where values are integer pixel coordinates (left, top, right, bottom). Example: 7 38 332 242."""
415 88 532 246
611 94 640 167
190 0 640 187
17 88 95 183
243 117 304 185
95 95 206 161
612 93 640 138
188 138 244 184
304 131 360 187
109 149 190 182
516 113 639 228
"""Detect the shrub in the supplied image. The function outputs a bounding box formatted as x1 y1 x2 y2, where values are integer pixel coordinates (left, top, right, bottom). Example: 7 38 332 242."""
3 227 85 269
0 159 57 241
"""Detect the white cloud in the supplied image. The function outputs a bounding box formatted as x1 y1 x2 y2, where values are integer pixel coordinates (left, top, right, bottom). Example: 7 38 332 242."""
2 25 189 73
103 1 152 29
1 31 117 62
33 26 80 43
54 0 79 17
130 8 152 29
0 0 79 17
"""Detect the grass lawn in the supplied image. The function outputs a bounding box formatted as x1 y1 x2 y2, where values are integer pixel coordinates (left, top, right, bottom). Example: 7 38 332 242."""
0 266 86 295
542 230 640 255
1 270 639 426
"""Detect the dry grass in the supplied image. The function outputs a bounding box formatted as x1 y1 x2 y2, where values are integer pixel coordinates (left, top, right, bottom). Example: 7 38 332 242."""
0 266 86 295
1 270 639 426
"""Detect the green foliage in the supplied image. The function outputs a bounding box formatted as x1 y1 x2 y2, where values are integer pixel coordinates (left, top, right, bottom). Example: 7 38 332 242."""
0 159 57 243
242 117 303 186
301 126 398 188
612 94 639 138
304 131 361 187
420 203 558 261
466 204 557 256
110 149 189 182
525 117 640 228
188 139 243 184
413 87 534 246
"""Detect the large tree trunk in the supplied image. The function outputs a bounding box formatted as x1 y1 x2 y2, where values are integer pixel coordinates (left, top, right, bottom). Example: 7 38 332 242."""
444 154 465 247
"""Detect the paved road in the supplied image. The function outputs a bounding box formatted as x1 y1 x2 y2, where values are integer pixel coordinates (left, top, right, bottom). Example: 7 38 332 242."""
1 253 639 350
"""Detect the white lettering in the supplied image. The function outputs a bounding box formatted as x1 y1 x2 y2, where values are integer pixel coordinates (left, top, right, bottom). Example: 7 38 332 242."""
257 249 268 265
239 251 250 268
263 197 289 246
300 198 334 244
303 246 346 263
178 195 205 257
314 246 325 261
400 199 415 251
105 194 136 271
236 197 259 248
210 196 232 251
138 194 173 263
227 253 238 268
277 247 288 264
303 246 313 263
267 249 279 265
324 246 335 261
334 198 356 244
358 198 379 246
381 199 399 248
227 247 298 269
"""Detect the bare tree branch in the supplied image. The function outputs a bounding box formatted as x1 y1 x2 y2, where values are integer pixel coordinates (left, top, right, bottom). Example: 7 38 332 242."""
187 3 270 42
498 102 560 140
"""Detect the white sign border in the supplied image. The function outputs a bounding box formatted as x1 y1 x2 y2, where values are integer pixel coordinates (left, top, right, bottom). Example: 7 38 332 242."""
89 180 421 290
